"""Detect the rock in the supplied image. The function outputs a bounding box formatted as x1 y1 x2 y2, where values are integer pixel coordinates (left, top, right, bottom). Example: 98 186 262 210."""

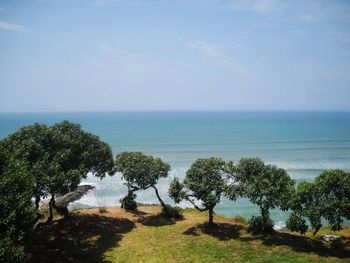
40 185 95 214
318 234 341 242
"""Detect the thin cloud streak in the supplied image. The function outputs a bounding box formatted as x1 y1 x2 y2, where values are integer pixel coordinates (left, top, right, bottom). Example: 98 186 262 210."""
187 41 254 77
0 21 26 31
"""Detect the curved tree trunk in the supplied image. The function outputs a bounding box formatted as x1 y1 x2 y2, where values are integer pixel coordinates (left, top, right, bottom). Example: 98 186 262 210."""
152 185 168 212
35 195 40 211
47 194 55 223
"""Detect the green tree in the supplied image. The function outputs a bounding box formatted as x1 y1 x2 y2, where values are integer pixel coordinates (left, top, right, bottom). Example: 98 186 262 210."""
1 123 50 216
234 158 295 234
115 152 171 212
315 169 350 231
169 157 227 225
0 147 35 262
288 170 350 236
1 121 115 222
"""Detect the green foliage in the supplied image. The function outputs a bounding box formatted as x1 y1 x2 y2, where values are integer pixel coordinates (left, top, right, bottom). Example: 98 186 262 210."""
0 237 25 263
0 148 35 263
234 158 295 233
286 212 308 235
289 170 350 236
115 152 170 190
160 204 183 219
315 169 350 231
169 157 227 224
1 121 115 204
120 191 137 211
169 178 186 204
248 216 274 235
223 161 239 201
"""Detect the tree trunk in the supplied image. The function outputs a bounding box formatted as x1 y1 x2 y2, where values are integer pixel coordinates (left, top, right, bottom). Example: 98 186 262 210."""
260 206 269 225
313 225 321 236
208 208 214 225
152 186 168 212
47 195 55 223
33 195 42 223
35 195 40 211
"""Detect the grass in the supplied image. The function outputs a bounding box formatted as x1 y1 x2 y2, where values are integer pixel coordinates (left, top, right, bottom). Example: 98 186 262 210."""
26 206 350 263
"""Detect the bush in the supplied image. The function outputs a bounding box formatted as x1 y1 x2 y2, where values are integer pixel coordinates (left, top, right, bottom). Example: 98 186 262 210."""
120 191 137 211
0 237 25 263
286 212 308 235
248 216 274 234
161 204 183 219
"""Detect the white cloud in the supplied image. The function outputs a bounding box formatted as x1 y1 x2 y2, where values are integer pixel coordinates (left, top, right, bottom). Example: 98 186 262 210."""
187 40 254 77
0 21 26 31
187 41 222 57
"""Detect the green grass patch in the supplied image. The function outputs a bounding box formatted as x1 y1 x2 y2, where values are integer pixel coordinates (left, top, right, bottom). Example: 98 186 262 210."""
26 206 350 263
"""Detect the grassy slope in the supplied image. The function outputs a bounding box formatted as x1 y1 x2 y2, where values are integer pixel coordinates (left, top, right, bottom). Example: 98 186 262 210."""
27 206 350 263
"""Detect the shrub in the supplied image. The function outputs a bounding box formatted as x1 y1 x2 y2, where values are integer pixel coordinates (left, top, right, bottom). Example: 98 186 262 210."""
161 204 183 219
248 216 274 235
286 212 308 235
0 237 25 263
120 191 137 211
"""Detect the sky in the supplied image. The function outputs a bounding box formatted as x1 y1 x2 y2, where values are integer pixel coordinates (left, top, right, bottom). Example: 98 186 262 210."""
0 0 350 112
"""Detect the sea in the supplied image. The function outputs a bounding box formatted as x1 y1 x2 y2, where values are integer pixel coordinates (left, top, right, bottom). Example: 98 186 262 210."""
1 111 349 229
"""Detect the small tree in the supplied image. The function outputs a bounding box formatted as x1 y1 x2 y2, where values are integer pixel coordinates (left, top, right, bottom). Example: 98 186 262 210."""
169 157 226 225
235 158 295 234
115 152 171 213
315 169 350 231
286 212 308 236
0 147 35 262
288 170 350 236
1 121 115 222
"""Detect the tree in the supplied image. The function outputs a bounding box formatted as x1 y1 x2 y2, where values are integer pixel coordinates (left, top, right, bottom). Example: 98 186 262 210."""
1 123 51 217
115 152 171 212
315 169 350 231
287 170 350 236
234 158 295 234
1 121 115 222
0 147 35 262
169 157 227 225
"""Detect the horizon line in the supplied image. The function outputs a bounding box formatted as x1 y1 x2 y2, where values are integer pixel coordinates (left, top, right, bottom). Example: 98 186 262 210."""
1 109 350 114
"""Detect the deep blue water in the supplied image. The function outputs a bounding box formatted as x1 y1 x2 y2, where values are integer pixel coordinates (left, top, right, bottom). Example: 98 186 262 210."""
1 111 350 228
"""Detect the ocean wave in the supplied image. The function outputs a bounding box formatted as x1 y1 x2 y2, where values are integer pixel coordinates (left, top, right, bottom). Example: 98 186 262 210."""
272 160 350 171
274 221 286 230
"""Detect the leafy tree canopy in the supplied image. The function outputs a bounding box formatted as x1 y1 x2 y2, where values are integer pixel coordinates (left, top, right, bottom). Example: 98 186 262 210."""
1 121 115 221
169 157 227 225
233 158 295 234
115 152 171 211
0 147 35 262
288 170 350 236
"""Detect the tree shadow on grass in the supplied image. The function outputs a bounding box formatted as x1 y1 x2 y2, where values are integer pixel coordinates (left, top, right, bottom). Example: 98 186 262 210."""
137 213 184 227
26 214 135 263
183 222 350 259
240 231 350 259
183 222 243 240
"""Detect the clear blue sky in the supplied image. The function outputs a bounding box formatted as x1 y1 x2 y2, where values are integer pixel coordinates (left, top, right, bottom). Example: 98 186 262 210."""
0 0 350 112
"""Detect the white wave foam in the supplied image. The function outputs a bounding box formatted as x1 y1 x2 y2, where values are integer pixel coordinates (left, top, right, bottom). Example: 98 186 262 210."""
271 160 350 170
274 221 286 230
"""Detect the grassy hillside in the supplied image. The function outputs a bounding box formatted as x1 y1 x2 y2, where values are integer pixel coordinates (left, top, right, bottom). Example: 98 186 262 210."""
26 206 350 263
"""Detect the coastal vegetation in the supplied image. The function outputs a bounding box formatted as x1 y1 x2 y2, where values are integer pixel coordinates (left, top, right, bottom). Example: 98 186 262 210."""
1 121 350 262
115 152 171 214
169 157 227 225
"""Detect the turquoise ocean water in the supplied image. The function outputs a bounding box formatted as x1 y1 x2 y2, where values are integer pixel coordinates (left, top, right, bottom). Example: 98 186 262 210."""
1 111 349 228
